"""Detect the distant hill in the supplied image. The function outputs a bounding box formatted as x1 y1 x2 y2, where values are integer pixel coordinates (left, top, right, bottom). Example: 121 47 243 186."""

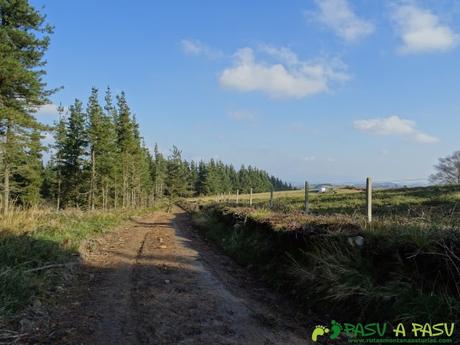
291 180 430 190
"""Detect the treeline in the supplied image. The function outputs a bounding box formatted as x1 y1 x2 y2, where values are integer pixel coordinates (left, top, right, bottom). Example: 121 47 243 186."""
37 87 293 209
3 83 292 211
36 88 292 209
3 87 292 210
194 161 292 195
0 1 292 213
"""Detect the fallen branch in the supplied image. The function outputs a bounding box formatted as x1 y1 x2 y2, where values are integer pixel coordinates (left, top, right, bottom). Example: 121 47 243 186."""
0 330 25 345
24 262 77 273
0 268 12 279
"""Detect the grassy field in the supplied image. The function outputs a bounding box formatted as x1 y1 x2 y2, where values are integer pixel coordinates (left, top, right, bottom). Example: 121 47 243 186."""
184 185 460 324
0 206 159 323
191 185 460 229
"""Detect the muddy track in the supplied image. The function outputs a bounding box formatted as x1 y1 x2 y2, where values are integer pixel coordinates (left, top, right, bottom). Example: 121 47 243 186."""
26 208 309 345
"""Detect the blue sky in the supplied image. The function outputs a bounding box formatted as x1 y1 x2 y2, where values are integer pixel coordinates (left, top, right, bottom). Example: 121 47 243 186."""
33 0 460 184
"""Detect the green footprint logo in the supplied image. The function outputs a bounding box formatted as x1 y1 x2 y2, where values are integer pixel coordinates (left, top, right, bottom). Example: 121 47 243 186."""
311 325 330 342
329 320 343 340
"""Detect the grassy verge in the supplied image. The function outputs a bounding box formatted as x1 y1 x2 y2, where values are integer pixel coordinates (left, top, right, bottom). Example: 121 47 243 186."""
183 202 460 325
0 206 160 322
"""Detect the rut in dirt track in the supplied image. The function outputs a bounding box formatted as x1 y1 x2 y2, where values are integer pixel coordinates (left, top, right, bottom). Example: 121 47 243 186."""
33 207 309 345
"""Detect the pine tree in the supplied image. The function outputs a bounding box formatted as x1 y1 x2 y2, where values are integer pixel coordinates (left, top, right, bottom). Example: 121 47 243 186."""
0 0 55 213
217 160 231 193
152 143 167 197
103 87 120 207
104 87 118 125
227 164 238 191
99 105 118 209
196 161 208 195
52 105 67 209
142 146 155 206
130 115 143 207
116 92 136 207
188 160 198 195
87 87 103 209
61 99 88 207
86 87 119 209
238 165 250 193
206 159 220 194
165 146 187 199
138 144 154 207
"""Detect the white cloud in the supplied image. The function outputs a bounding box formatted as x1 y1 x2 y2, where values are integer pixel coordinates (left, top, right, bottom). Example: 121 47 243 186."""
259 45 301 65
392 4 457 54
310 0 374 42
413 131 438 144
353 115 438 144
304 155 317 161
181 40 201 55
180 39 223 58
36 104 62 117
219 46 349 99
229 110 256 122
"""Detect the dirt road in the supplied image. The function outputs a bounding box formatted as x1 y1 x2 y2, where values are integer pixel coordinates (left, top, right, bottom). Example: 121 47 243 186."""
29 208 309 345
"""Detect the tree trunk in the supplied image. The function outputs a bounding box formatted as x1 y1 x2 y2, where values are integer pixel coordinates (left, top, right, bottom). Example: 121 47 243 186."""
101 184 106 210
56 176 61 210
122 168 128 208
114 181 118 209
3 163 9 215
90 149 96 210
104 182 109 209
3 120 12 215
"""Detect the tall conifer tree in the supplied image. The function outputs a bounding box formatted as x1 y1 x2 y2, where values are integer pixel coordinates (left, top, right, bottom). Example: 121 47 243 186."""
0 0 55 213
116 92 136 207
61 99 87 207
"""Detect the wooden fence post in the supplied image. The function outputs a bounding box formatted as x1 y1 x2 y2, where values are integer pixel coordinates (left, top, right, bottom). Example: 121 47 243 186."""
304 181 309 213
236 189 239 204
366 177 372 223
249 188 253 206
269 188 274 208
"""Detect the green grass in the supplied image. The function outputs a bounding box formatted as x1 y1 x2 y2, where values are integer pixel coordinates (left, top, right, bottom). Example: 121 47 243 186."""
0 206 158 321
